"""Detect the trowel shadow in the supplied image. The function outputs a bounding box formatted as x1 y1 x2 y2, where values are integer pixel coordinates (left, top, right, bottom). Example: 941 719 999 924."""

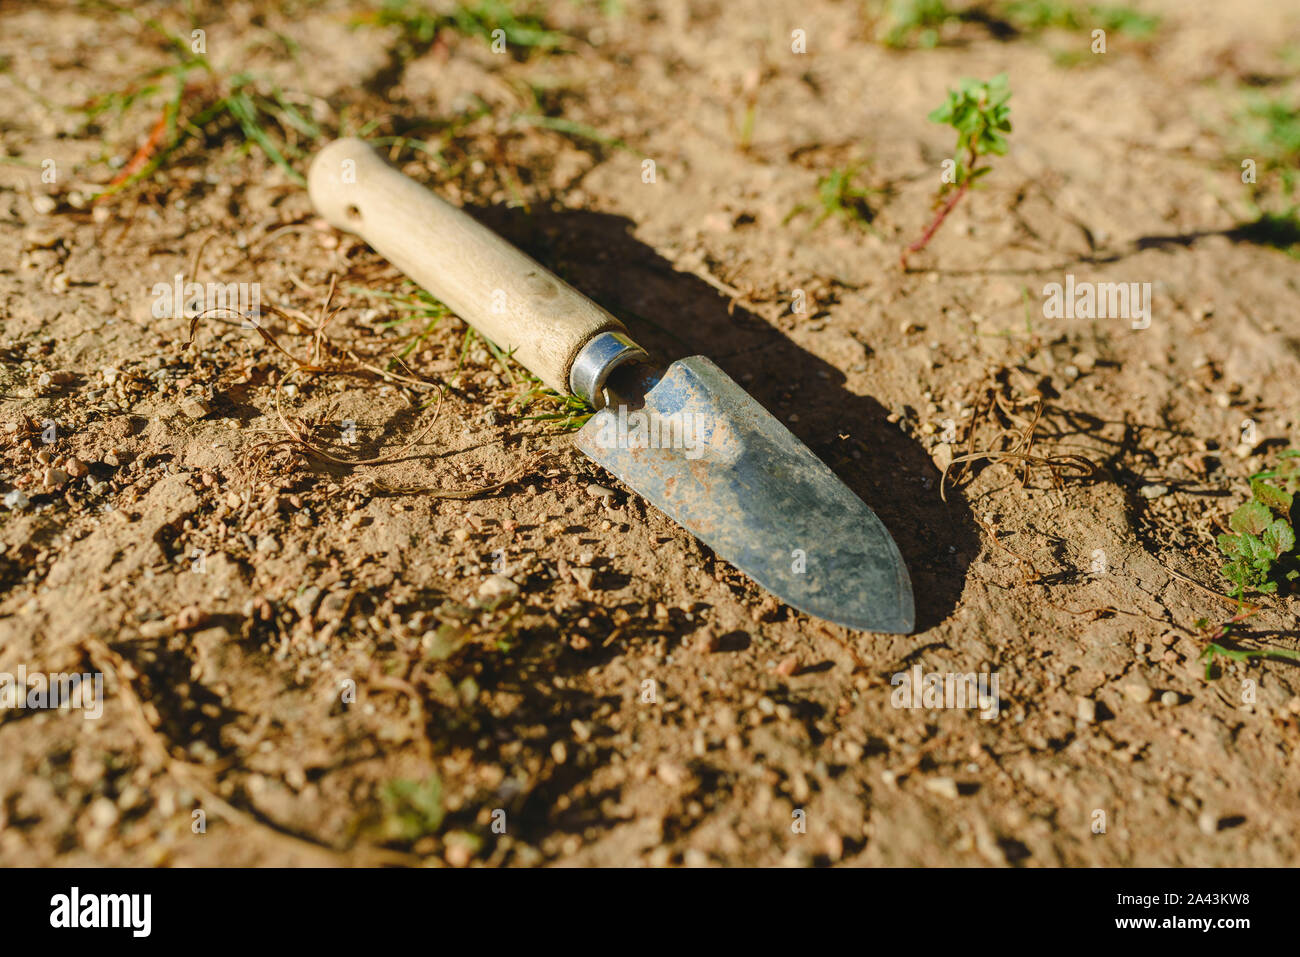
473 205 978 633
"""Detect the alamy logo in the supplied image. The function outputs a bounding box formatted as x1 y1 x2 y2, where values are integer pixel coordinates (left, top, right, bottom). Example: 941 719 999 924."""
591 406 709 460
890 665 1000 720
151 273 261 322
0 666 103 719
1042 274 1151 329
50 887 151 937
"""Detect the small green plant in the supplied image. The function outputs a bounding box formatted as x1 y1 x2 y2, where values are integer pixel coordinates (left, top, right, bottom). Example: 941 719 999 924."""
788 164 880 229
873 1 1158 50
815 166 879 227
86 64 319 195
1221 93 1300 256
1216 450 1300 598
1195 610 1300 680
459 326 594 431
1236 93 1300 198
510 381 594 430
354 0 568 58
358 283 593 431
999 1 1158 37
379 774 445 842
901 73 1012 269
1200 638 1300 680
877 0 962 49
77 32 323 197
1089 4 1159 36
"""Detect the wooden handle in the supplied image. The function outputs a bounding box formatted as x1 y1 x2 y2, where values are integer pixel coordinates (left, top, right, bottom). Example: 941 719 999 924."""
308 138 628 395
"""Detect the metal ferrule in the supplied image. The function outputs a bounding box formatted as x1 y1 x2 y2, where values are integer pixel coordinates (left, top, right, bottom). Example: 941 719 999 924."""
569 331 649 410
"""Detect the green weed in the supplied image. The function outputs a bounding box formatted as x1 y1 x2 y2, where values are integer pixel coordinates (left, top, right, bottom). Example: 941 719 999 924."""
999 1 1158 37
510 113 632 154
356 284 593 431
1216 449 1300 598
379 774 445 841
873 0 1159 49
353 0 568 58
901 73 1012 268
816 166 879 227
1199 639 1300 681
1235 92 1300 197
510 382 593 431
876 0 965 49
62 4 334 196
79 57 321 196
789 164 881 229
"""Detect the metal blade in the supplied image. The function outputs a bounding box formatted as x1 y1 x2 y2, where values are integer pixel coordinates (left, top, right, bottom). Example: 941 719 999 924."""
574 356 914 633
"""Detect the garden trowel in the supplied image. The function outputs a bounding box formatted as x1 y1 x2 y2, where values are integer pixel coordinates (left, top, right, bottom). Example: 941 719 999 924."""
309 139 914 633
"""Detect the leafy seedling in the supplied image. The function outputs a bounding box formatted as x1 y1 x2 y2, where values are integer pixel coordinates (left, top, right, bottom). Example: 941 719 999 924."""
874 1 1158 50
356 283 592 431
788 164 881 229
816 166 880 227
378 775 445 842
999 1 1159 38
1225 93 1300 256
1196 605 1300 681
877 0 963 49
1194 607 1300 680
901 73 1012 270
1237 92 1300 196
1200 639 1300 681
352 0 568 59
1216 449 1300 598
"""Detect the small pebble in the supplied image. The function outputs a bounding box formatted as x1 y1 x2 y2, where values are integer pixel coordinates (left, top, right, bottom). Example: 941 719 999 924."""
1076 697 1097 724
923 777 960 799
87 797 119 829
478 575 520 603
1122 681 1153 703
774 654 799 677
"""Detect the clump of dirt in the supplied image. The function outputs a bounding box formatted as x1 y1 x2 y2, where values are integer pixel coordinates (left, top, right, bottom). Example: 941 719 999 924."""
2 0 1299 867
